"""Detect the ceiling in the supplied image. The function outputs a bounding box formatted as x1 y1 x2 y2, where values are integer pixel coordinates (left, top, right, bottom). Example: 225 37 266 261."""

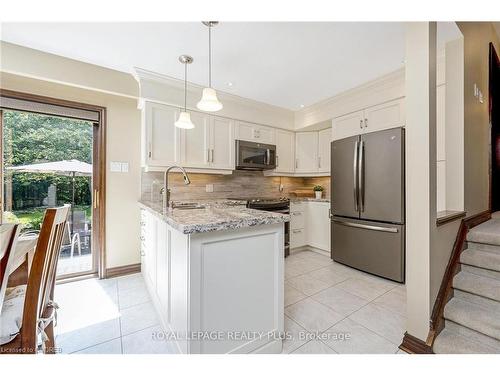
1 22 461 110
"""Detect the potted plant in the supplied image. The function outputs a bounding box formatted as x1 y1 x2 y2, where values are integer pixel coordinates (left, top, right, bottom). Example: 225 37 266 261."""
313 185 324 199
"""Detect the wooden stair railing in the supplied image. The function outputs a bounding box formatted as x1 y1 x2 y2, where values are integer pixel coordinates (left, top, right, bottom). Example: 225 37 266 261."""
400 210 491 354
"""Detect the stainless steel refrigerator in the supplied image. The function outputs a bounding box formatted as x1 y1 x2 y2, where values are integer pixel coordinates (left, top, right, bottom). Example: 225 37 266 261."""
330 127 405 282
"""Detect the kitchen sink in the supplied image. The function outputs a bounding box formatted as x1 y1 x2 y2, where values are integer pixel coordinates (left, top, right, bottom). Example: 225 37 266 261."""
171 202 206 210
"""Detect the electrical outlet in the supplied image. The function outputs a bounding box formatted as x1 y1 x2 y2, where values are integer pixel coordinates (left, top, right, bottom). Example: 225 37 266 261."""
205 184 214 193
279 184 284 192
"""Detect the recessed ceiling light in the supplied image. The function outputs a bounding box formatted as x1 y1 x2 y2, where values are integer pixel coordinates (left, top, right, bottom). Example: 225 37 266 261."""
299 104 305 108
227 82 233 87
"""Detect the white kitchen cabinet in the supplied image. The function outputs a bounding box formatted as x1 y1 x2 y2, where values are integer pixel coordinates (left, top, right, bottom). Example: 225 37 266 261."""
142 101 234 172
182 111 210 168
274 129 295 173
318 128 331 173
295 132 318 173
140 207 284 354
332 110 364 141
290 201 331 252
363 98 405 134
332 98 405 141
144 102 182 167
306 201 331 251
235 121 275 144
141 209 158 290
209 116 234 170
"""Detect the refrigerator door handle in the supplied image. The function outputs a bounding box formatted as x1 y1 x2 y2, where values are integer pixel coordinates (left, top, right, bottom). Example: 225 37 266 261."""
332 218 399 233
358 140 365 212
353 140 359 212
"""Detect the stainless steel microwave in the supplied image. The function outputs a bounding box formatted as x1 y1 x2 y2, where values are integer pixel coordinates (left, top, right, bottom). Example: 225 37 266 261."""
235 140 276 170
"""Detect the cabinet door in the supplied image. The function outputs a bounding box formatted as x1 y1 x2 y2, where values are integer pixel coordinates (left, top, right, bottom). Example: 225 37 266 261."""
156 221 170 317
182 111 210 168
143 211 158 290
295 132 318 173
332 110 364 141
235 121 255 142
210 116 234 170
275 129 295 173
306 202 331 251
363 98 405 134
146 102 181 167
318 128 331 173
254 125 275 144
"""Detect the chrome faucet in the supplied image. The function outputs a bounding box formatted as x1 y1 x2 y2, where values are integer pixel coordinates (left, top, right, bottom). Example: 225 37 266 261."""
162 165 191 213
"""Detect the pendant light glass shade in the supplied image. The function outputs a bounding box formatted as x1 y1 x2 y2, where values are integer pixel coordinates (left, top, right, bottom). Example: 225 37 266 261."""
175 55 195 129
198 21 223 112
175 111 195 129
197 87 223 112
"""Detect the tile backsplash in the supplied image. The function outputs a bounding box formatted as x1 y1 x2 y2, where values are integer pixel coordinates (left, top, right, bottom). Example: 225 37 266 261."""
141 170 330 202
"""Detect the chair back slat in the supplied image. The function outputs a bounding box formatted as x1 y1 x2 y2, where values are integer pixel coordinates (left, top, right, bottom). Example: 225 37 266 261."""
20 206 70 352
0 224 21 310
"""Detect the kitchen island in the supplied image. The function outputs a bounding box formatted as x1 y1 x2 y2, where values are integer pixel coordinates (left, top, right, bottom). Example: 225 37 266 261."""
138 200 289 354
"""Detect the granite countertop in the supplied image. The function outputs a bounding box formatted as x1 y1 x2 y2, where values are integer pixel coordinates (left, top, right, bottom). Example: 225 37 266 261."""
139 200 290 235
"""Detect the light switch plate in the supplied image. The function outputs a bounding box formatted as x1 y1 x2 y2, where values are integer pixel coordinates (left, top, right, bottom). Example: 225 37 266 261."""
110 162 122 172
206 184 214 193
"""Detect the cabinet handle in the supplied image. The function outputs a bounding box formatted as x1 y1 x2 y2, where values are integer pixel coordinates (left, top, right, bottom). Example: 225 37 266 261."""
207 149 210 163
359 120 363 129
364 118 368 128
140 222 146 227
292 229 302 234
318 156 321 169
276 155 279 167
148 142 152 158
140 236 145 241
295 159 298 169
211 149 214 163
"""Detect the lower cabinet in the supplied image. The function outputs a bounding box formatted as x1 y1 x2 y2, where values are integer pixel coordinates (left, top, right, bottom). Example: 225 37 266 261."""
140 208 284 354
290 201 330 251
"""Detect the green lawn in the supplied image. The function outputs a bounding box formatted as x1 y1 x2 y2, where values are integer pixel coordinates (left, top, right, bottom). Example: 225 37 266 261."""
10 205 92 230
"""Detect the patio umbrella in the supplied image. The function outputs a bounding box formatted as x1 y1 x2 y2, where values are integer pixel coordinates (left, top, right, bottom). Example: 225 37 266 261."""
7 159 92 232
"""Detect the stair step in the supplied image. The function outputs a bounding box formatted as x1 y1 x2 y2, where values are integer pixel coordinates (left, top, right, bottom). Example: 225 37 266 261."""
467 241 500 255
433 328 498 354
461 248 500 272
462 264 500 281
454 289 500 311
444 319 500 352
466 219 500 246
444 298 500 341
453 271 500 302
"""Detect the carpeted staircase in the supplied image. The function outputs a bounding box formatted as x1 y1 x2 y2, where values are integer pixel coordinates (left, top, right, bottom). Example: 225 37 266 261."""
433 212 500 354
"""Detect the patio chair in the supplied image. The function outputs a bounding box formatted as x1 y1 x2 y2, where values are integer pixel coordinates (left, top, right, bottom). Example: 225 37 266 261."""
0 206 69 354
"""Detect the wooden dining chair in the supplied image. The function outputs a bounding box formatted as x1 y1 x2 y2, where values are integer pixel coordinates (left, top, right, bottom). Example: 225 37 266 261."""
0 206 70 354
0 224 22 309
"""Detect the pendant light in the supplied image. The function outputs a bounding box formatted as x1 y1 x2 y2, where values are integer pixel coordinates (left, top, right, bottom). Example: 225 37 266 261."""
197 21 223 112
175 55 195 129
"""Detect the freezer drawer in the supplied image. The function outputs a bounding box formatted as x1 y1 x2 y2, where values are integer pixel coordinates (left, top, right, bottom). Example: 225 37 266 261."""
331 217 405 282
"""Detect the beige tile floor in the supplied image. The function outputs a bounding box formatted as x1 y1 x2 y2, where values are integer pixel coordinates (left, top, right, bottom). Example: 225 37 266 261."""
284 248 407 354
53 248 407 354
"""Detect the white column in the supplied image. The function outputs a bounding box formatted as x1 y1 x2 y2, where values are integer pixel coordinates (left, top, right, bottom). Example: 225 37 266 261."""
405 22 437 341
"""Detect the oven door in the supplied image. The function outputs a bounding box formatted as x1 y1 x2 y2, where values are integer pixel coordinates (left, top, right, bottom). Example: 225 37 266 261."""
235 140 276 170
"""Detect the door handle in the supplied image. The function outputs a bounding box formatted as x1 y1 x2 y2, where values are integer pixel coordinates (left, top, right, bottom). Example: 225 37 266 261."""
332 218 398 233
358 140 365 212
265 149 271 165
353 140 359 212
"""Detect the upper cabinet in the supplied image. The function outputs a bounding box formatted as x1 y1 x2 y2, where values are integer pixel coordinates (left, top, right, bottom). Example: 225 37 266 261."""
142 101 234 173
275 129 295 174
235 121 275 144
318 128 331 173
332 98 405 141
144 102 182 167
295 132 319 173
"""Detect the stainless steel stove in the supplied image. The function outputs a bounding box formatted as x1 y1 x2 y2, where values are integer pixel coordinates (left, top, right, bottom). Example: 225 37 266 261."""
233 197 290 257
